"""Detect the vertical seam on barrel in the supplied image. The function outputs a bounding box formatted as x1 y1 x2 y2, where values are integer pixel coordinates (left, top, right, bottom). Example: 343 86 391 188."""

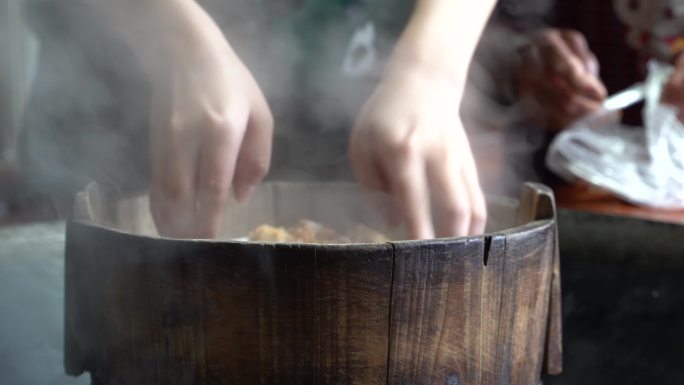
161 246 171 383
201 247 208 384
386 242 397 385
496 234 510 383
314 245 317 384
483 236 492 267
479 239 487 385
542 220 561 375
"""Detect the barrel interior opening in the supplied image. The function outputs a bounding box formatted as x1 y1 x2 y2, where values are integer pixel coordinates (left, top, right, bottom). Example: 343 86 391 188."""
80 182 521 242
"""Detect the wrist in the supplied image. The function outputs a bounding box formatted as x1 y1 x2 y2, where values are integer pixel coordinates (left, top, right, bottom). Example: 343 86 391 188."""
378 54 466 110
391 0 496 85
392 33 466 84
384 45 466 89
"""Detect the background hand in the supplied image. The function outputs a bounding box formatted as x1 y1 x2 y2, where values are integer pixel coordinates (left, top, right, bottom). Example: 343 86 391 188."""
661 54 684 122
518 29 608 131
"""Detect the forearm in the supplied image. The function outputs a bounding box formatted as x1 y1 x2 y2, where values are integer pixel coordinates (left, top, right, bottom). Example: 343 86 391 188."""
81 0 224 70
82 0 192 35
394 0 496 82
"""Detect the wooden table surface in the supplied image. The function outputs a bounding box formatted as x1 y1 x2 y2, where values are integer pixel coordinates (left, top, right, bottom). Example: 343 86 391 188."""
553 181 684 225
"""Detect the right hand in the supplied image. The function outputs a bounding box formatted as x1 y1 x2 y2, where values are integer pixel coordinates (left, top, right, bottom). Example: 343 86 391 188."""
349 59 487 240
138 3 273 239
661 53 684 122
517 29 607 131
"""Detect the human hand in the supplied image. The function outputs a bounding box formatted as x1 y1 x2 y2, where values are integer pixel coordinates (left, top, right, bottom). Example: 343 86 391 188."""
661 54 684 122
518 29 608 131
138 3 273 239
349 61 487 240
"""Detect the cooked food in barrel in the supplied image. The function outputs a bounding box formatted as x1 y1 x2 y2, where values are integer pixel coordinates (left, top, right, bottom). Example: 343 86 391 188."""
248 220 389 244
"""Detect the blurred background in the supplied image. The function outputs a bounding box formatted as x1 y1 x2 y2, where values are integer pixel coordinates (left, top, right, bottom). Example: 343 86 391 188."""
0 0 50 227
1 1 683 384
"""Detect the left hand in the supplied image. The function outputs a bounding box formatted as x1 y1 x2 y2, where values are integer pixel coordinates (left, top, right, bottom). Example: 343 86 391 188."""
349 60 487 240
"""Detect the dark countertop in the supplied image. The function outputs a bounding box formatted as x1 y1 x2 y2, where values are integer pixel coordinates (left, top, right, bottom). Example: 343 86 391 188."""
546 210 684 385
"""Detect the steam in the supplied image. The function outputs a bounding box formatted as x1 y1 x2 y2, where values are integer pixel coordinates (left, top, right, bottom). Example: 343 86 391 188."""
0 223 90 385
16 0 397 194
265 10 383 182
0 2 562 384
461 5 556 198
18 0 151 204
14 0 557 223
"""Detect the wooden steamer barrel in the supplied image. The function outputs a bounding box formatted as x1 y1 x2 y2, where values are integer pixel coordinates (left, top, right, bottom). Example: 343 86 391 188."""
64 182 562 385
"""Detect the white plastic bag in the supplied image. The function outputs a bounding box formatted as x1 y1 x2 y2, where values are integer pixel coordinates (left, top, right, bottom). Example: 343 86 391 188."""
546 61 684 209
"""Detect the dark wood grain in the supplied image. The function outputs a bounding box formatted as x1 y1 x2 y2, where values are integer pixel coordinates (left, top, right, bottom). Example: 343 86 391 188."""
517 183 563 375
387 237 486 385
315 245 393 384
387 224 556 385
65 224 168 384
159 243 207 384
202 242 316 384
64 182 562 385
499 222 555 385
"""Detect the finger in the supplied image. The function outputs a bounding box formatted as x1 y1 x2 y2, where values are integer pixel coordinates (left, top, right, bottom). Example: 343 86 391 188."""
426 152 471 238
195 118 245 239
523 76 577 128
560 30 600 77
550 88 602 120
352 152 401 227
530 77 602 130
350 151 387 191
520 36 604 113
535 74 574 106
566 94 604 117
233 90 273 203
663 70 684 106
674 51 684 68
150 128 199 239
518 43 546 78
520 44 578 105
384 148 434 240
560 31 608 100
349 125 402 227
540 32 606 101
349 118 389 191
461 143 487 236
549 98 602 131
